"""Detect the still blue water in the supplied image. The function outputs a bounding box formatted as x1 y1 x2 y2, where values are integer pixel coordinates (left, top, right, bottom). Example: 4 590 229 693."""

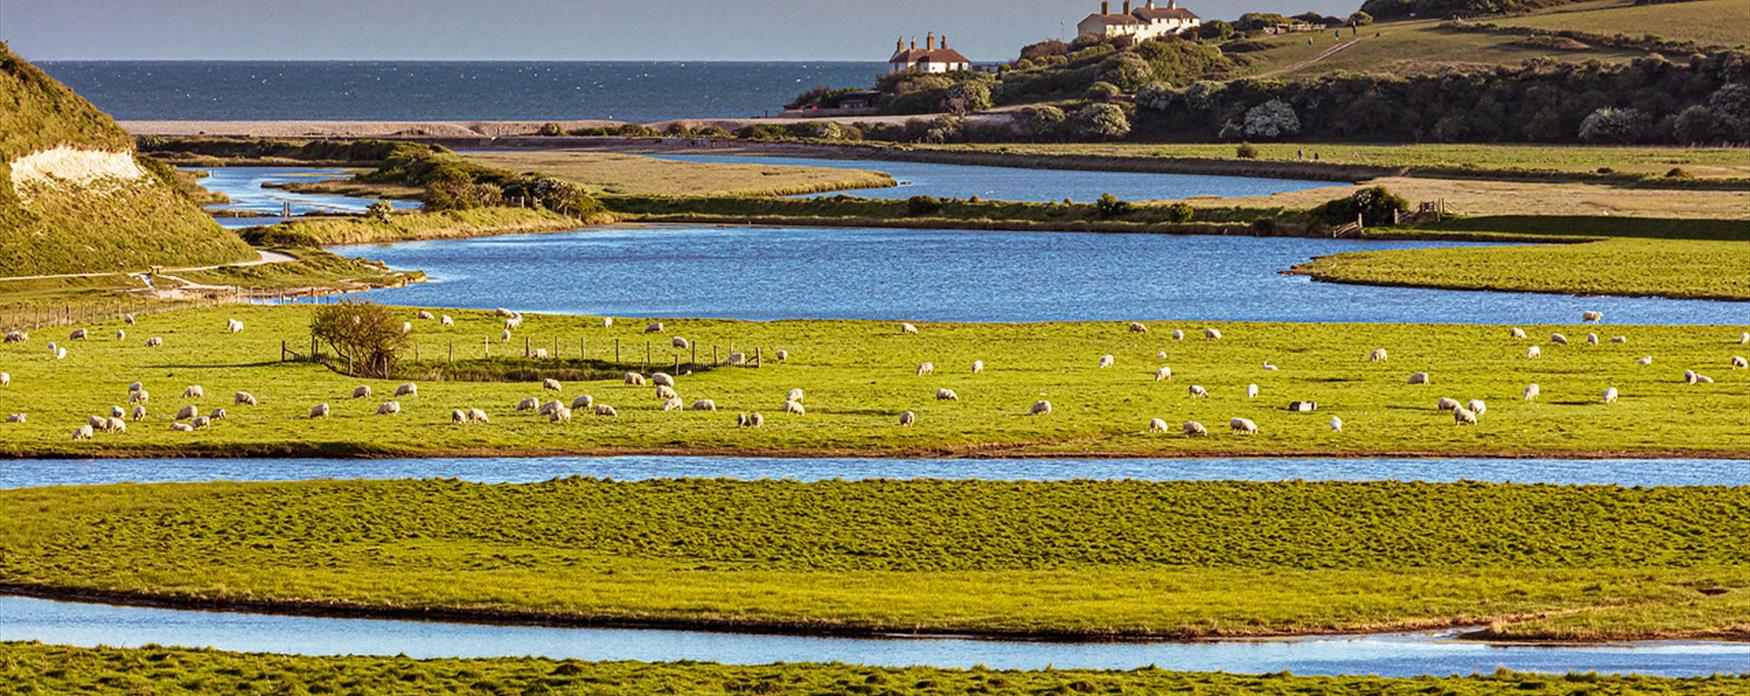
190 166 421 228
3 597 1745 677
657 153 1329 202
7 456 1750 490
333 225 1745 324
40 62 884 122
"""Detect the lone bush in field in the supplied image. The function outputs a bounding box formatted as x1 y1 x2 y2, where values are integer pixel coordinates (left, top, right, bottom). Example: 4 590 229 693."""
1235 142 1260 159
1094 193 1133 218
312 302 407 378
1317 186 1409 227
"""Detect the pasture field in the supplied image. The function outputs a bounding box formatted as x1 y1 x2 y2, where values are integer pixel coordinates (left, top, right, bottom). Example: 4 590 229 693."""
7 644 1747 696
1192 177 1750 219
1230 18 1649 79
3 305 1750 458
4 478 1750 640
1493 0 1750 49
465 150 896 197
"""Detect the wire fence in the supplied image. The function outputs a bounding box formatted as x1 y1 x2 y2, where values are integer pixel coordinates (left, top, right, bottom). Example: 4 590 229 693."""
283 334 773 381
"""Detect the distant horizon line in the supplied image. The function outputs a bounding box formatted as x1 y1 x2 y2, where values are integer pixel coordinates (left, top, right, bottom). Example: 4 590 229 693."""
32 58 970 64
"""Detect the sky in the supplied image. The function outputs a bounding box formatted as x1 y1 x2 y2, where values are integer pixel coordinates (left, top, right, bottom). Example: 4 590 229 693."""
5 0 1363 62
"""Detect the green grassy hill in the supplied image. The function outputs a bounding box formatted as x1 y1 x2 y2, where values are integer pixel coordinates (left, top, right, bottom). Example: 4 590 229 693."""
0 44 254 276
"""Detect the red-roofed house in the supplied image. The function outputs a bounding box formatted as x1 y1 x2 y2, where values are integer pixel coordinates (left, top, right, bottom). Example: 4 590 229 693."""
1077 0 1201 42
887 32 972 74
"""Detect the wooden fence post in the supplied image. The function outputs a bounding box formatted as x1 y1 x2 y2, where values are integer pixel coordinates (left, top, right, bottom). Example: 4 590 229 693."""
449 339 454 364
615 339 620 364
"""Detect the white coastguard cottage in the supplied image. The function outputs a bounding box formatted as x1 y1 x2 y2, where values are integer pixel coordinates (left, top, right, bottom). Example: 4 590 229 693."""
887 32 972 74
1077 0 1201 42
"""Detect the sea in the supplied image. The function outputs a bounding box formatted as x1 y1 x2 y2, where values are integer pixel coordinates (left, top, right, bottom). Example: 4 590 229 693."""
36 61 887 122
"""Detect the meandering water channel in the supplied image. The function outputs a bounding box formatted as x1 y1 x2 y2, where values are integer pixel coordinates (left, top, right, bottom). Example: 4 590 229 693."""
190 166 421 228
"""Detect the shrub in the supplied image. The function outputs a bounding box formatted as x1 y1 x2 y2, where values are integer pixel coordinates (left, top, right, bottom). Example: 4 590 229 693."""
1097 53 1153 91
311 302 407 378
1015 104 1068 140
1348 11 1374 25
921 116 965 144
1164 202 1195 223
941 80 993 115
1242 99 1300 140
1086 81 1123 101
1316 186 1409 227
365 200 393 223
906 195 945 216
1197 20 1235 41
1019 39 1071 62
1235 142 1260 159
537 122 564 137
804 121 844 140
1578 107 1651 144
1071 103 1132 140
1135 82 1176 112
1672 105 1723 144
1665 167 1695 179
1094 193 1133 218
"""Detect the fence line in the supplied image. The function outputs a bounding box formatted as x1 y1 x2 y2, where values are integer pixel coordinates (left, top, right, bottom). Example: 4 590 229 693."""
282 333 768 378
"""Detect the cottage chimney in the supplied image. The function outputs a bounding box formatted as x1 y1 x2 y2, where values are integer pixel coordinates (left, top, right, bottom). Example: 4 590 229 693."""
941 35 948 49
927 32 935 50
1123 0 1132 13
1101 1 1110 15
896 36 905 53
910 37 917 50
1168 0 1177 8
1146 0 1155 8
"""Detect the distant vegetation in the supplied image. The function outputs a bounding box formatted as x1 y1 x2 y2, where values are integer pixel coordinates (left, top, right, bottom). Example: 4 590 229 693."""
1361 0 1586 21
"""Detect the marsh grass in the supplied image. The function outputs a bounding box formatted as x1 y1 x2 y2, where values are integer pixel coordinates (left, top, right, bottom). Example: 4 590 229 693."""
465 150 897 197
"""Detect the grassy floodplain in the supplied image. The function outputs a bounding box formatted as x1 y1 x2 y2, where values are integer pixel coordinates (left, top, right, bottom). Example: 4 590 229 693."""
466 150 896 196
243 207 593 247
10 644 1750 696
2 304 1750 458
6 478 1750 640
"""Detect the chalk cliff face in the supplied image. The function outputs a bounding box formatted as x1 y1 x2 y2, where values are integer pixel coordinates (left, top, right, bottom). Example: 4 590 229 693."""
0 44 253 276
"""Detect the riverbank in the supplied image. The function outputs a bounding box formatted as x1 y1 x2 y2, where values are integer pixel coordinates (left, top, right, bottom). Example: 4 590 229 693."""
243 207 601 247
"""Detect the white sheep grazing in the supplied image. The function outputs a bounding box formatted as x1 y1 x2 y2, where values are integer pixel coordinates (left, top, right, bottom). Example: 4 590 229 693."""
1204 328 1222 340
376 401 401 416
571 395 595 410
1638 356 1654 366
234 392 256 406
183 385 204 399
691 399 717 412
208 408 227 420
1148 418 1168 433
1696 373 1717 385
551 406 574 423
353 386 372 399
106 418 127 433
88 415 109 430
1246 384 1259 399
936 388 959 401
1171 330 1185 341
1741 332 1750 345
395 383 418 397
726 352 747 366
1368 348 1388 363
1262 362 1279 371
175 405 198 420
73 425 94 441
624 373 646 386
1188 385 1209 398
1733 356 1749 369
170 423 194 433
972 360 984 374
311 403 330 419
785 400 806 416
899 411 917 427
1603 387 1619 404
539 400 563 417
0 373 9 387
1183 421 1208 437
775 350 790 363
1583 310 1603 323
193 416 212 429
1 331 24 344
595 404 618 417
54 347 67 360
916 362 935 376
1129 322 1148 334
468 408 490 423
653 373 676 388
1329 416 1343 433
505 315 524 329
1684 369 1700 385
1156 351 1167 359
662 397 684 412
1155 366 1172 382
784 388 804 403
5 414 24 424
110 406 125 419
1527 346 1542 359
601 317 614 328
1407 372 1431 385
1551 333 1569 346
70 328 88 341
123 314 135 326
671 337 690 350
441 315 454 326
1230 418 1258 435
501 329 512 343
1029 400 1052 416
543 378 563 392
1437 397 1460 411
496 308 515 318
656 385 678 400
516 397 540 412
1611 336 1628 344
115 329 126 341
129 390 149 405
146 337 163 348
1583 333 1599 346
451 409 468 424
413 310 434 321
645 322 665 334
1098 355 1115 369
739 412 764 428
1509 328 1527 339
900 322 919 335
1467 399 1487 417
228 320 245 334
532 348 550 360
1453 407 1478 426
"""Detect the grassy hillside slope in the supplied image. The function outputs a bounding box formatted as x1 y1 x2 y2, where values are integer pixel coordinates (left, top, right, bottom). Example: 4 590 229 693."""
0 44 254 276
1495 0 1750 48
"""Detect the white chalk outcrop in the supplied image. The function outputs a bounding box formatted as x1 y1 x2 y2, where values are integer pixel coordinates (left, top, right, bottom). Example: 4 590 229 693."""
10 147 145 200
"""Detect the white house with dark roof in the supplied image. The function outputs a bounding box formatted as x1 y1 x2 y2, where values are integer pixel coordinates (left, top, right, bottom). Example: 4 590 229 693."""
1077 0 1201 42
887 32 972 74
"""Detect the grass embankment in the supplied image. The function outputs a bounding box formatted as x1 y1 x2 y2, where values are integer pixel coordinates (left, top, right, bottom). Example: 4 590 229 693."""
4 305 1750 459
5 478 1750 640
169 249 422 292
10 644 1748 696
1204 177 1750 220
466 150 896 196
243 207 592 247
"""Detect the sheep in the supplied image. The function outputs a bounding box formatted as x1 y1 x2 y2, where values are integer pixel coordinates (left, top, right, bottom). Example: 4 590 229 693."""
110 406 125 419
785 400 806 416
539 400 563 417
1684 370 1700 385
129 390 149 405
53 347 66 360
1527 346 1542 359
1453 407 1478 426
784 388 805 403
656 385 678 400
691 399 717 412
1182 421 1208 437
972 360 984 374
1437 397 1460 411
1204 328 1222 340
501 329 512 343
672 337 690 350
1329 416 1343 433
1612 336 1628 344
1156 351 1167 359
1155 366 1172 382
1583 310 1603 323
1148 418 1168 433
73 425 94 441
1603 387 1620 404
2 331 24 344
467 408 489 423
234 391 257 406
183 385 204 399
1551 333 1569 346
1368 348 1388 363
170 423 194 433
417 310 435 321
532 349 549 360
1128 322 1148 334
145 337 163 348
652 373 675 387
310 403 330 419
226 319 244 334
352 386 373 399
115 330 125 341
726 352 747 366
496 308 515 318
1188 385 1209 398
738 412 765 428
1635 355 1654 366
208 408 227 420
1246 384 1259 399
624 373 646 386
899 411 917 427
1697 373 1717 385
594 404 618 417
1509 328 1527 339
1230 418 1258 435
1742 332 1750 345
543 378 563 392
936 388 959 402
395 383 418 397
1029 400 1052 416
916 362 935 376
516 397 540 412
662 397 684 412
441 315 454 326
602 317 614 328
376 401 401 416
1733 356 1749 369
900 322 919 335
193 416 212 429
0 373 8 387
1262 362 1279 371
451 409 468 424
175 405 198 420
69 328 88 341
128 381 144 393
645 322 665 334
5 414 24 424
1098 354 1115 369
1467 399 1487 417
775 350 790 363
1407 372 1431 385
550 406 574 423
1584 333 1600 346
571 395 595 410
1171 330 1185 341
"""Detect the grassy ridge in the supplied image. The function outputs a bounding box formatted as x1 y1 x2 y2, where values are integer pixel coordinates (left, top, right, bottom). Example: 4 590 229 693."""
9 643 1748 696
466 150 897 197
1495 0 1750 49
243 207 589 247
3 479 1750 639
